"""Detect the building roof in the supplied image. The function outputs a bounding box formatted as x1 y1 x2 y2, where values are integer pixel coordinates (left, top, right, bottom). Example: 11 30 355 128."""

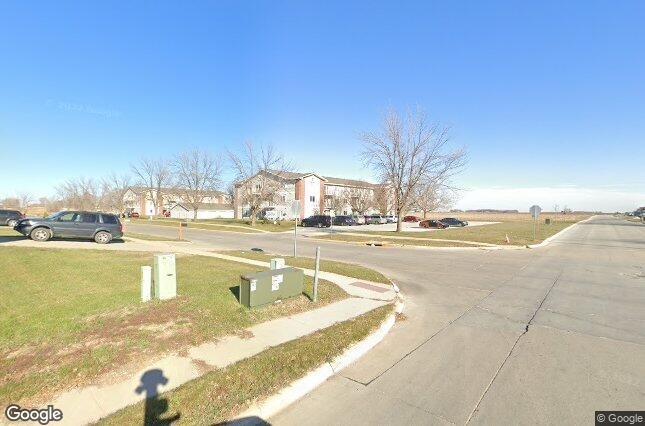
323 176 378 188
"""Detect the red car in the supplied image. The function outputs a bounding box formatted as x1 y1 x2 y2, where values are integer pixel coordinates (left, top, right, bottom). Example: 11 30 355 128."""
403 215 422 222
419 219 447 229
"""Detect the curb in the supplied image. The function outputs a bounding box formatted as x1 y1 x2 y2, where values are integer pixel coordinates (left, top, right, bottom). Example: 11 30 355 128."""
233 305 400 422
527 216 595 249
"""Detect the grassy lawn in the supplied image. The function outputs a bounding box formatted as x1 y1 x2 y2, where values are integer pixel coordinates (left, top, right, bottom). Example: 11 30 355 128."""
331 220 582 246
0 247 347 405
315 233 485 247
99 304 393 425
0 226 19 236
129 218 295 233
220 250 391 284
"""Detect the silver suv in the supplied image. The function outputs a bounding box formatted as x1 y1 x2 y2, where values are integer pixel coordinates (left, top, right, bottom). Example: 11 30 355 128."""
14 211 123 244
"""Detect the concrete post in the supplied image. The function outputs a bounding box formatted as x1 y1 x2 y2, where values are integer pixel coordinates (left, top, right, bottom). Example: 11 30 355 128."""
141 266 152 302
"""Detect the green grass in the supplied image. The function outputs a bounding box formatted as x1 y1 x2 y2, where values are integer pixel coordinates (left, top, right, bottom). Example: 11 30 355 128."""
0 226 19 236
129 218 296 233
98 305 393 425
0 247 347 404
328 220 581 246
221 250 391 284
315 234 484 247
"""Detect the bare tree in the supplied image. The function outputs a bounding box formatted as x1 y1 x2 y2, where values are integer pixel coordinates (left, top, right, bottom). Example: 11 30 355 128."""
17 192 33 209
100 173 132 213
412 182 455 218
56 177 99 210
325 192 347 215
373 184 393 214
131 158 171 216
360 107 467 231
343 187 373 215
228 141 292 226
172 148 223 220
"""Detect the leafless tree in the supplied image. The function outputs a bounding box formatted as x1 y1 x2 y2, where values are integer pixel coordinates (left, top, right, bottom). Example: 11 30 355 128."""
131 158 171 216
412 182 456 218
17 192 33 209
172 148 223 219
325 192 347 215
100 173 132 213
343 187 373 215
56 177 99 210
228 141 292 226
1 197 20 209
373 184 393 215
360 107 467 231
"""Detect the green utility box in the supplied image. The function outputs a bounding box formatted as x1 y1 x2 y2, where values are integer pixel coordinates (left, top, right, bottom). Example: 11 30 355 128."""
239 267 304 308
545 218 551 225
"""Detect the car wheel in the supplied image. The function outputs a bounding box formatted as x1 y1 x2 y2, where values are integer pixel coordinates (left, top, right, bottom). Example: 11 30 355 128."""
30 227 51 242
94 231 112 244
7 219 17 227
317 223 323 228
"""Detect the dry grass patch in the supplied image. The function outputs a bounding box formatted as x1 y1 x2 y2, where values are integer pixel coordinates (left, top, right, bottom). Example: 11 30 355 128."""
0 247 346 405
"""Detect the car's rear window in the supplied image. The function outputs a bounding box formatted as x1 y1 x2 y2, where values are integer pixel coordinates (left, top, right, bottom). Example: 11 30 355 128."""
101 215 118 224
81 213 98 223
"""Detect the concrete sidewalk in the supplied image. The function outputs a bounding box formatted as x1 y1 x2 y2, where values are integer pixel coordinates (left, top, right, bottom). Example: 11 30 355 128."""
3 238 398 425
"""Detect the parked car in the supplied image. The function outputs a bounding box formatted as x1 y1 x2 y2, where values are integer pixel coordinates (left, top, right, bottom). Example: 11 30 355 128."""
13 211 123 243
130 211 140 218
364 215 387 224
440 217 468 227
385 215 398 223
332 215 357 226
419 219 448 229
0 209 24 227
301 215 331 228
403 215 422 222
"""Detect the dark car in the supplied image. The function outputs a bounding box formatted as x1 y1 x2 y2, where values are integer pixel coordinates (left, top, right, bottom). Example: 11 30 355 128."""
419 219 448 229
332 215 357 226
14 211 123 243
0 209 24 227
301 215 331 228
440 217 468 227
403 215 421 222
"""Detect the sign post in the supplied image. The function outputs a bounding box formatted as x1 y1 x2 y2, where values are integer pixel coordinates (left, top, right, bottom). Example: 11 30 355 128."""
529 205 542 241
291 200 301 258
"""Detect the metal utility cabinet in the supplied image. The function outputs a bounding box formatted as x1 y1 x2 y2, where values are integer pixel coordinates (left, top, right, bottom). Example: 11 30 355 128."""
239 267 304 308
154 253 177 300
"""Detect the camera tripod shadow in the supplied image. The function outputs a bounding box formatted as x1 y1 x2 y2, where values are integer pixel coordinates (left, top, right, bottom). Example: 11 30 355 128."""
135 369 181 426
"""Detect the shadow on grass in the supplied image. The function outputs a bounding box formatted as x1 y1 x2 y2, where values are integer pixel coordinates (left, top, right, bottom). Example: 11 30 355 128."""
0 236 27 243
135 369 181 426
229 286 240 302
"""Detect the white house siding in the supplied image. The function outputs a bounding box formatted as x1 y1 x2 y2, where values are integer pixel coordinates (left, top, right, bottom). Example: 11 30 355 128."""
303 176 322 217
170 207 234 220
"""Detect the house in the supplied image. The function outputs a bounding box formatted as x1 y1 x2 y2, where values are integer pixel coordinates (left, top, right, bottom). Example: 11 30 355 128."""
168 203 234 220
233 170 388 220
123 187 231 216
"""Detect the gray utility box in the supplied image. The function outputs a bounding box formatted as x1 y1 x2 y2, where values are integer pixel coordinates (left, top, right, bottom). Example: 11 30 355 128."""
154 253 177 300
240 267 304 308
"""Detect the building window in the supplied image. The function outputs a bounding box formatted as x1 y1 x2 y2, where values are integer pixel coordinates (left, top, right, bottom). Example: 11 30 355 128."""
310 196 316 202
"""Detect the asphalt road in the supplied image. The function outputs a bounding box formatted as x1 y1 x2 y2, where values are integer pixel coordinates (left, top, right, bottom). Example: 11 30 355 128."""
128 216 645 425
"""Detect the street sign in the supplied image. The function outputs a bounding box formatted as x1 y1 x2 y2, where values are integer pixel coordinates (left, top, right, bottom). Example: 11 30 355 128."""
290 200 300 218
529 205 542 219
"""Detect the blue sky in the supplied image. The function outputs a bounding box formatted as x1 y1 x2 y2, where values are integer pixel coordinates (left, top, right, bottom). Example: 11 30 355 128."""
1 1 644 211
